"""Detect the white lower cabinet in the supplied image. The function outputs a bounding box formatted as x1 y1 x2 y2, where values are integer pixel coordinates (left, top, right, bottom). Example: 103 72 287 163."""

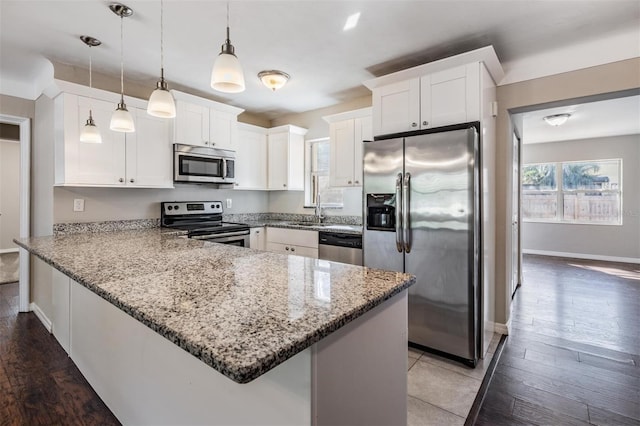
54 84 173 188
265 227 318 258
51 267 71 354
249 227 266 250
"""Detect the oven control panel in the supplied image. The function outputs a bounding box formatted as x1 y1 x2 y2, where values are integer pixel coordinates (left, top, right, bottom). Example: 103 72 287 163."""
162 201 223 216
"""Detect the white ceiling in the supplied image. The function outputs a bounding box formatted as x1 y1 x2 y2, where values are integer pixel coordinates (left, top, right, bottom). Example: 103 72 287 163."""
522 95 640 144
1 1 639 120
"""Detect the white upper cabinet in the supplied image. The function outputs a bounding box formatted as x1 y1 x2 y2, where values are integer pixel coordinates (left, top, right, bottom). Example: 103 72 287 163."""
171 90 243 150
236 123 268 190
324 107 372 187
267 125 308 191
54 88 172 188
365 46 504 137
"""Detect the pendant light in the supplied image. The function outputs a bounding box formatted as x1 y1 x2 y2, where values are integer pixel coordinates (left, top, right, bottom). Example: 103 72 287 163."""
109 3 135 133
147 0 176 118
79 36 102 143
210 1 245 93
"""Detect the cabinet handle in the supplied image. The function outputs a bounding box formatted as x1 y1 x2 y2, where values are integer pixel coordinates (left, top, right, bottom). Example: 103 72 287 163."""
256 230 260 234
411 122 417 127
119 178 124 183
355 180 359 184
422 121 428 126
211 142 215 146
204 141 209 145
291 247 295 252
130 178 135 183
235 183 239 186
348 180 352 184
285 246 290 251
283 184 287 187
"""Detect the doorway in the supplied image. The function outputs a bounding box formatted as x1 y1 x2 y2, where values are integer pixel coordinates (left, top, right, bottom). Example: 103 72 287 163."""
0 135 21 285
0 115 31 312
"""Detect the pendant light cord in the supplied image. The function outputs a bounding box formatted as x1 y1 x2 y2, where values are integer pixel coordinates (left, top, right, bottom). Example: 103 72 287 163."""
119 14 124 103
89 47 93 89
226 1 230 42
160 0 164 74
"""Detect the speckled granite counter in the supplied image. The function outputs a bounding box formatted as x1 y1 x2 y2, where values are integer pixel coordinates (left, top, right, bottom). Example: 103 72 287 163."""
245 220 363 235
15 229 412 384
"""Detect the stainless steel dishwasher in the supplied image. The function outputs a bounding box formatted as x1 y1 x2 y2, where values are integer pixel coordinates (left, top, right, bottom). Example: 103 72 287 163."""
318 232 363 265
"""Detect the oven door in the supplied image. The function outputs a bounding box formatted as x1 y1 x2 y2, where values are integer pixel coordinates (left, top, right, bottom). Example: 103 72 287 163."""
190 230 250 247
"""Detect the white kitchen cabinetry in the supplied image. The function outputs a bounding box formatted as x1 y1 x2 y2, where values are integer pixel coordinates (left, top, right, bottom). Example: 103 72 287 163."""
235 123 268 190
249 227 265 250
171 90 244 150
372 64 479 136
54 88 173 188
267 125 308 191
324 108 372 187
51 267 71 354
266 227 318 258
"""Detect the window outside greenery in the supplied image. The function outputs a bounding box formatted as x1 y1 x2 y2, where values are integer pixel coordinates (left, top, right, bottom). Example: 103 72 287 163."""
305 138 343 207
522 159 622 224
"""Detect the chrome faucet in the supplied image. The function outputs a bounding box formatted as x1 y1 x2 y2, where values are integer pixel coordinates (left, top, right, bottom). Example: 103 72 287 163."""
315 194 325 223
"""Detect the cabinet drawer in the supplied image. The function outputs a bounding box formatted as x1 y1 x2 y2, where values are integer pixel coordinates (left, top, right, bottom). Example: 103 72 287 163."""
266 242 318 258
266 228 318 248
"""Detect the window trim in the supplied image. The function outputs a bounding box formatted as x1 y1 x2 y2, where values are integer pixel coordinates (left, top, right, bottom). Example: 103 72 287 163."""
522 158 622 226
303 137 343 208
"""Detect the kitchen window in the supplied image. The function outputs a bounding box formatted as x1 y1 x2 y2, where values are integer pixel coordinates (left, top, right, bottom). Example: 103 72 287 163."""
305 137 343 207
522 159 622 225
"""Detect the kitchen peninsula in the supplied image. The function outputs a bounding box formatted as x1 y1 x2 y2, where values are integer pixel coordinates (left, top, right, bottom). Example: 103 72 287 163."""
15 228 414 425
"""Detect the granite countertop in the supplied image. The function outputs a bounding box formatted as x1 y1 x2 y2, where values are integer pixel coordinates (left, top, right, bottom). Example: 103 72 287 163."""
16 229 413 384
244 220 363 235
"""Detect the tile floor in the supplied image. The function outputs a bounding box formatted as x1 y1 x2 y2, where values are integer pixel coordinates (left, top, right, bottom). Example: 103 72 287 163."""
407 333 501 425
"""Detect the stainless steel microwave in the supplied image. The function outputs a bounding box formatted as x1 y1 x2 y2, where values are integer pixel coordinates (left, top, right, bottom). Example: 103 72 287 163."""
173 144 235 184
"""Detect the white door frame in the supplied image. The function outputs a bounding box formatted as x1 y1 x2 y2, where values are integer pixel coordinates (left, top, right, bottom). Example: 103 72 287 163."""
1 114 30 312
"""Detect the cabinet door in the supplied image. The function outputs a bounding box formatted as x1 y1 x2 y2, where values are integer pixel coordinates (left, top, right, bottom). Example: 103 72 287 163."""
209 110 236 151
421 63 480 128
268 132 289 190
52 268 70 354
126 109 173 187
69 96 126 185
329 120 355 187
353 115 372 187
372 78 420 136
236 128 267 190
249 227 265 250
174 100 209 147
287 132 305 191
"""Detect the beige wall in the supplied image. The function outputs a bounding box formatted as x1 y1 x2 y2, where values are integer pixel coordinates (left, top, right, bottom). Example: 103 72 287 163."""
521 134 640 260
0 94 35 119
494 58 640 326
0 140 20 250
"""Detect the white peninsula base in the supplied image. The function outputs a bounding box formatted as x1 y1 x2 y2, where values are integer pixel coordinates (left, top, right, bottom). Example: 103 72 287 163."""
59 273 408 425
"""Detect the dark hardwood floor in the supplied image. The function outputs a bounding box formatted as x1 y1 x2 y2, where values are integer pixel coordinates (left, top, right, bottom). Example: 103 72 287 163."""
0 281 120 425
476 255 640 426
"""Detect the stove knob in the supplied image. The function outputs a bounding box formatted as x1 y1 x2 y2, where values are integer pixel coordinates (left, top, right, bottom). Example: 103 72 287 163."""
210 204 215 209
216 203 221 209
174 205 180 210
167 206 173 211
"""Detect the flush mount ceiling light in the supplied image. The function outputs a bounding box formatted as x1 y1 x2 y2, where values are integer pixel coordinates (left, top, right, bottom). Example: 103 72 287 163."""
147 0 176 118
543 113 571 126
258 70 290 91
211 1 245 93
109 3 135 133
79 35 102 144
343 12 361 31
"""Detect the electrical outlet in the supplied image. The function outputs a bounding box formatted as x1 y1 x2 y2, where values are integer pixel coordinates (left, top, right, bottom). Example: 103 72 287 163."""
73 199 85 212
226 198 232 209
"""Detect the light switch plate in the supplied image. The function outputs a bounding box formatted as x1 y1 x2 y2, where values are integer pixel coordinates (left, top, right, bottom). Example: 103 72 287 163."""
226 198 232 209
73 199 85 212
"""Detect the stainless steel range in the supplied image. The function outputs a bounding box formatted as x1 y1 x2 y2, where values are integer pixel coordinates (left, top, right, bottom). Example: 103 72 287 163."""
161 201 250 247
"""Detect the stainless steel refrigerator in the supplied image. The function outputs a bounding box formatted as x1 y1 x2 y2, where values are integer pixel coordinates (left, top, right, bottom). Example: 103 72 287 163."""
363 123 481 366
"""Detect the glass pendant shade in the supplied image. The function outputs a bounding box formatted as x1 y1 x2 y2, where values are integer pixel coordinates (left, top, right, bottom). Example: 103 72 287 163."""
110 102 135 132
211 50 245 93
80 113 102 143
148 74 176 118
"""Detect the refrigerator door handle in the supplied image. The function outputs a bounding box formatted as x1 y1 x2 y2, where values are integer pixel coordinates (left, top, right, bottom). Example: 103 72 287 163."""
403 172 411 253
395 173 403 252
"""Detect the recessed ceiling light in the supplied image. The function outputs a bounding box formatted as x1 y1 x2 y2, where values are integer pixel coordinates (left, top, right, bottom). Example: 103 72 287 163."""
343 12 360 31
543 113 571 126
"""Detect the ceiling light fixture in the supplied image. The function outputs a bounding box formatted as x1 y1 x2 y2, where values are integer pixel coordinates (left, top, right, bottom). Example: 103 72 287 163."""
79 35 102 144
109 3 135 133
211 1 245 93
148 0 176 118
543 113 571 126
258 70 290 91
343 12 361 31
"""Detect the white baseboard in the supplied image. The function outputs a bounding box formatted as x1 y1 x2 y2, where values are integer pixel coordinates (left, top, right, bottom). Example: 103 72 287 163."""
523 249 640 264
494 320 510 336
30 302 52 333
0 248 19 254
